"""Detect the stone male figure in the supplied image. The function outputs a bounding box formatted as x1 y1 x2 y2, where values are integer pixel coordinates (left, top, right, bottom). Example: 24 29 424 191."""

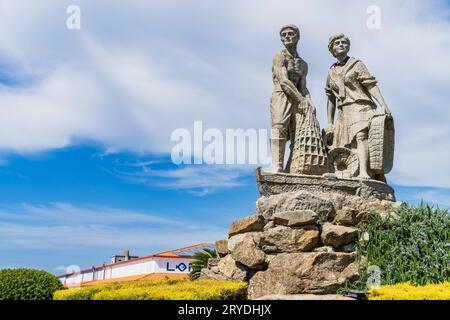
270 24 313 173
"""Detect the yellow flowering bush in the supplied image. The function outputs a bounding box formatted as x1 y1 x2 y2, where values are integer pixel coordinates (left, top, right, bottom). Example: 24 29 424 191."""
369 282 450 300
54 279 247 300
53 286 104 300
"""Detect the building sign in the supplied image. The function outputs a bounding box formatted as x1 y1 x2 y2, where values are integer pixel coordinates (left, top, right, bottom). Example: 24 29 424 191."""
165 262 191 272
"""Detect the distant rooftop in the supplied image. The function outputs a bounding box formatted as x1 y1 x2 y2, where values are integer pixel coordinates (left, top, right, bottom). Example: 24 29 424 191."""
156 243 216 257
58 242 216 278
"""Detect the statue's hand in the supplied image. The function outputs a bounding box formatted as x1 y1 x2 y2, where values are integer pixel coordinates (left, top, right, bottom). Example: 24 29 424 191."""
325 124 335 134
307 98 316 115
381 105 392 118
323 124 335 148
296 100 306 115
386 111 392 119
301 97 316 115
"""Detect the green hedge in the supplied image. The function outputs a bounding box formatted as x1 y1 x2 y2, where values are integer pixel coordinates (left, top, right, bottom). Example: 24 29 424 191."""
0 268 63 300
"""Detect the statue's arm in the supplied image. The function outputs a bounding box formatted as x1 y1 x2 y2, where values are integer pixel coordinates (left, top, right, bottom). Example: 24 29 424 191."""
325 73 336 127
273 53 304 105
327 97 336 127
357 61 391 116
368 85 391 116
299 62 311 98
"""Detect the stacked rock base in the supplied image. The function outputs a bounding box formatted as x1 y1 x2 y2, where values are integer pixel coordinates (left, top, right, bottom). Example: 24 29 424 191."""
201 170 401 299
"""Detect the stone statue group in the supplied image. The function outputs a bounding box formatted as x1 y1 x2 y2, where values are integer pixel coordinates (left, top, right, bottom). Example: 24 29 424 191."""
270 24 394 183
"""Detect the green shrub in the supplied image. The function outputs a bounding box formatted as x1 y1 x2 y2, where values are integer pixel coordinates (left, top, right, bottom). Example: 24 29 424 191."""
54 279 247 300
343 203 450 291
0 268 63 300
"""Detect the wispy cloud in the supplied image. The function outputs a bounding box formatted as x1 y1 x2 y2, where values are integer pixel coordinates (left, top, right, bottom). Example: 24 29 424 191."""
0 0 450 188
0 202 183 226
0 202 227 251
99 159 254 196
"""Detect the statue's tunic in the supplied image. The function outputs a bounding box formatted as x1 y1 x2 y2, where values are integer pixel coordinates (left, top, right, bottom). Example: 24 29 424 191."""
270 49 307 140
325 57 378 148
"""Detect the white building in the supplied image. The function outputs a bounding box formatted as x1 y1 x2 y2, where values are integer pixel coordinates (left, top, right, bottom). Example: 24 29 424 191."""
58 243 215 288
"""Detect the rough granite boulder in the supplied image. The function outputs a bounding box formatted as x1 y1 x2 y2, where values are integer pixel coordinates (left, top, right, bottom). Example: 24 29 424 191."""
215 240 229 257
321 223 359 248
199 267 227 281
341 196 398 214
333 207 359 226
259 225 319 253
272 210 318 227
263 221 275 230
247 252 359 299
217 255 247 281
207 258 220 268
229 215 266 236
328 193 346 211
227 234 246 252
230 233 266 270
228 232 262 252
256 191 335 222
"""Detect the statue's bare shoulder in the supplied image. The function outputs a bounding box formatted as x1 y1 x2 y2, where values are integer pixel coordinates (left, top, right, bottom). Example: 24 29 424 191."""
272 50 286 67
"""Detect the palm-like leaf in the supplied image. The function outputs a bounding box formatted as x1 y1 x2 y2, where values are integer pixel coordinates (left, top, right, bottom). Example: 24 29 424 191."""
189 248 218 280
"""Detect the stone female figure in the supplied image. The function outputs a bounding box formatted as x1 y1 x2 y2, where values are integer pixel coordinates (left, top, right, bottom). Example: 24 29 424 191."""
325 33 393 180
270 24 327 174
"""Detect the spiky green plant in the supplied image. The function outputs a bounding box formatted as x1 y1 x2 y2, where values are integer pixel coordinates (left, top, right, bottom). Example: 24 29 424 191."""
189 248 218 280
341 202 450 293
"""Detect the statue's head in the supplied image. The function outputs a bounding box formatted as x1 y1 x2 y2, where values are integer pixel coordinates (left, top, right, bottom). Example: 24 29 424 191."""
280 24 300 48
328 33 351 58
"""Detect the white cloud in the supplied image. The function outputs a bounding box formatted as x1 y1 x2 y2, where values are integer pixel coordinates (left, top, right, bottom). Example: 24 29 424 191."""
0 202 226 251
99 160 254 196
0 0 449 188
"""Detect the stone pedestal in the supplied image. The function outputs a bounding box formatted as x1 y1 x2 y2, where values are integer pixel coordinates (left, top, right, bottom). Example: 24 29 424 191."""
200 169 401 299
255 167 395 201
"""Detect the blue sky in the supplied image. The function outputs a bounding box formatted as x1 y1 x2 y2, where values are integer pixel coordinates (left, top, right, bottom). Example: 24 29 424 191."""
1 0 450 274
0 146 259 272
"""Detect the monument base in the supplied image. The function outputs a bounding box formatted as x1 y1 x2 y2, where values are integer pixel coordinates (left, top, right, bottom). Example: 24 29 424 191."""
200 169 401 299
255 167 395 201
